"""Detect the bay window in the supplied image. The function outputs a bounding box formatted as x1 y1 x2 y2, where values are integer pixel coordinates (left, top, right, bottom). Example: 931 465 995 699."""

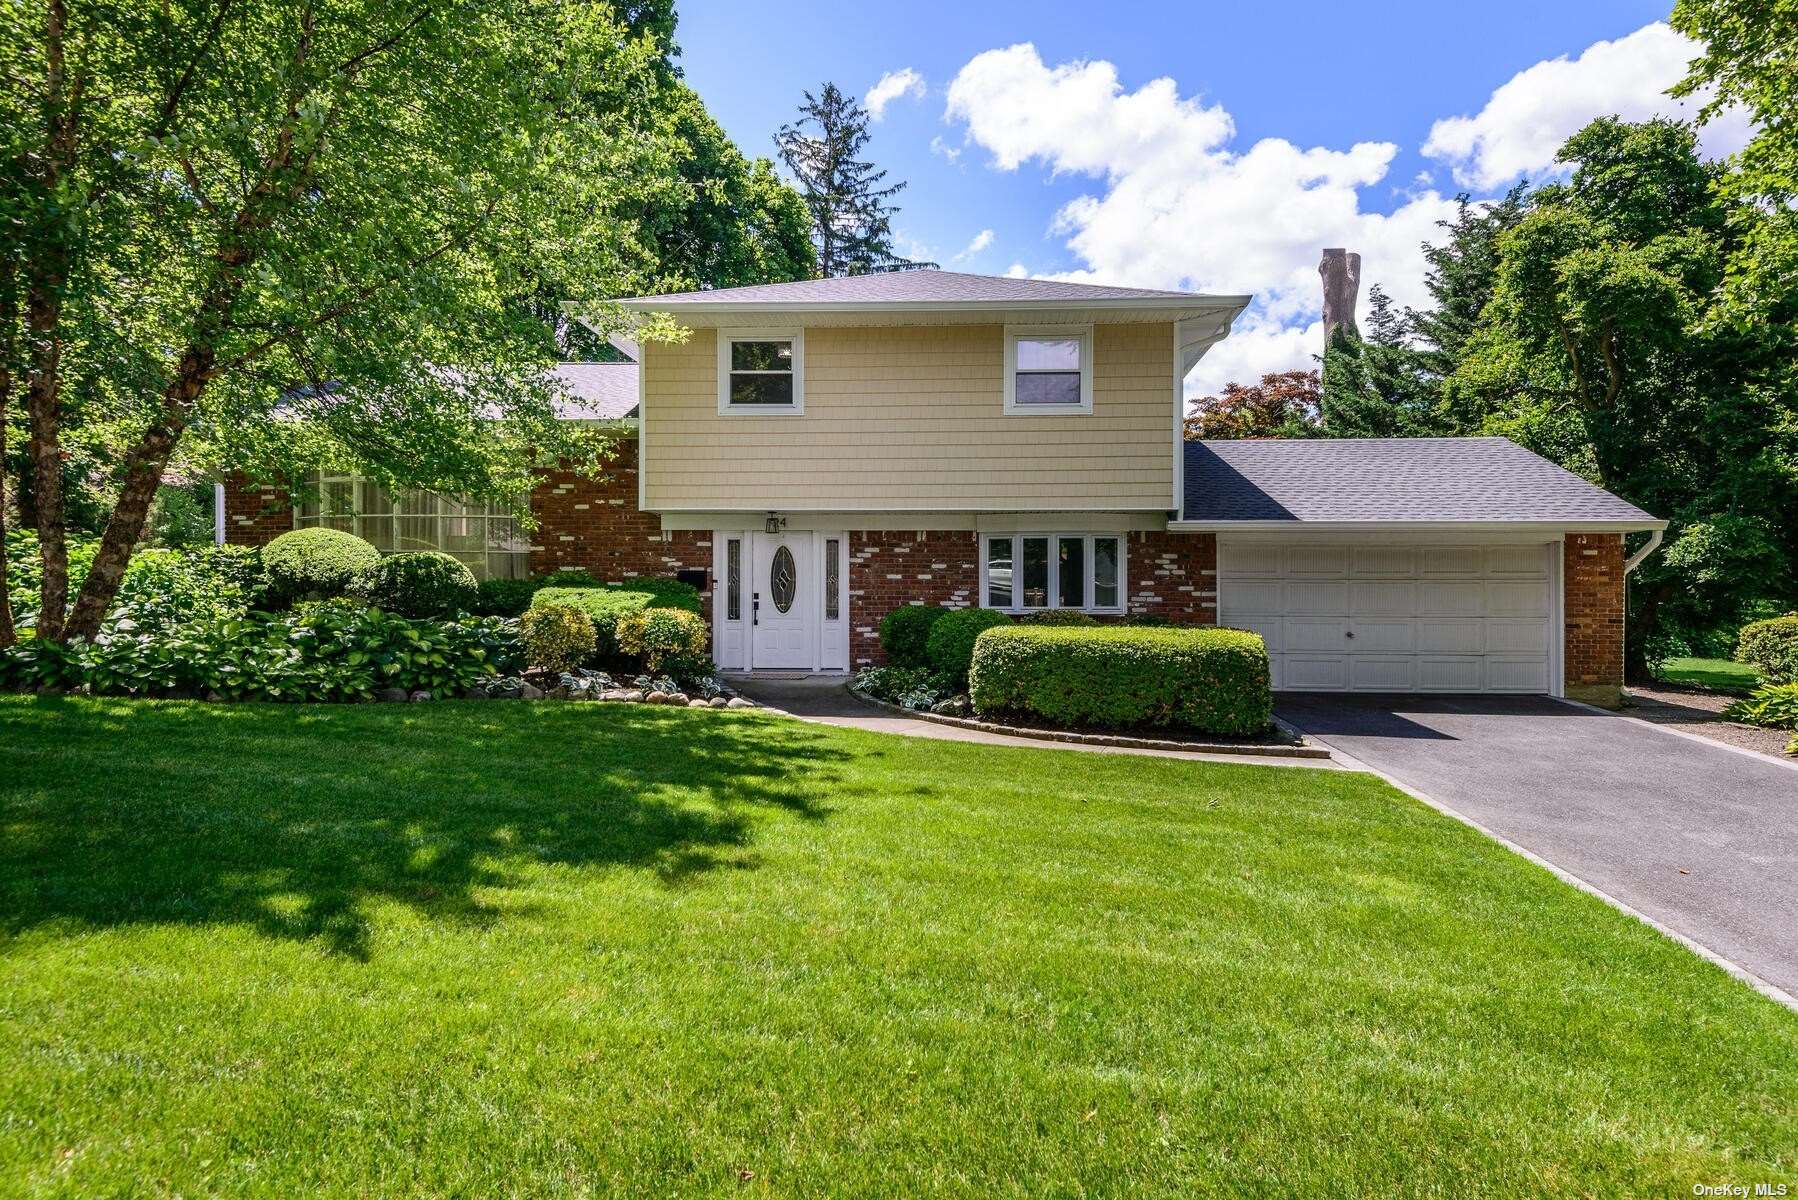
294 472 528 579
982 533 1124 613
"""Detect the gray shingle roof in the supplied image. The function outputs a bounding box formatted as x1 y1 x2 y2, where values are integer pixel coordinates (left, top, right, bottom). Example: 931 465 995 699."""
549 362 637 420
618 269 1224 307
1183 437 1660 525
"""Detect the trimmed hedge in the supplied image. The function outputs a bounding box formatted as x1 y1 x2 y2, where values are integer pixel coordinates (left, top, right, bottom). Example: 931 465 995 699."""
349 551 478 617
878 604 948 668
263 528 381 602
969 626 1272 736
1737 615 1798 685
926 608 1013 686
618 607 710 679
1021 609 1096 626
531 580 698 661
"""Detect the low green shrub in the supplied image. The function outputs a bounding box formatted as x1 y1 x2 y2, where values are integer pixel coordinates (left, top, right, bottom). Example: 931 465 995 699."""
0 600 520 701
878 605 948 668
851 665 957 711
536 567 599 589
1736 615 1798 685
6 532 268 632
1021 609 1097 626
473 576 538 618
969 625 1273 736
617 607 710 680
926 608 1013 687
263 528 381 603
1723 683 1798 731
349 551 478 617
519 604 595 673
531 580 700 662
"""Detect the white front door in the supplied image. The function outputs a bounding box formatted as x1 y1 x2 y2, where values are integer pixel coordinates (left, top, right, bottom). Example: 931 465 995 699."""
751 533 813 669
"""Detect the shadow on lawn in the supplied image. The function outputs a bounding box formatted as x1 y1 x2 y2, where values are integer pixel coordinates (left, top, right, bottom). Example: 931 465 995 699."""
0 698 847 959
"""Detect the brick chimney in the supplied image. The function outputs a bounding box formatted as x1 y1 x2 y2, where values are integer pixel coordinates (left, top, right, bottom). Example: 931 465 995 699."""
1319 248 1362 344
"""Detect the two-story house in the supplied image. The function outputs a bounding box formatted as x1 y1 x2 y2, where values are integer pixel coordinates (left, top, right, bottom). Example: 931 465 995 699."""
222 270 1664 705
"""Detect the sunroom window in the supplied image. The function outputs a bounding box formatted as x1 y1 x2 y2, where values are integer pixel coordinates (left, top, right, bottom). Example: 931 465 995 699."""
294 472 528 579
983 533 1124 612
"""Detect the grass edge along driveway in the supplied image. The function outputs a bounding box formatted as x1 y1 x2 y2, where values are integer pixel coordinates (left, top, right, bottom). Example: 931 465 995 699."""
1 695 1794 1197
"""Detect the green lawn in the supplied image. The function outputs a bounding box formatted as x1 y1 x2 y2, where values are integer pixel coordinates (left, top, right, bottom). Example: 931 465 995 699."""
1656 656 1761 693
2 696 1794 1196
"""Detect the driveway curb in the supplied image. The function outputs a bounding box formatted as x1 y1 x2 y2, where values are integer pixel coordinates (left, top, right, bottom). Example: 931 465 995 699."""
1318 738 1798 1014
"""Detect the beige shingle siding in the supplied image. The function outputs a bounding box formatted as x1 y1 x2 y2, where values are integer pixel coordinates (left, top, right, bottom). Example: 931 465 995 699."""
643 323 1175 510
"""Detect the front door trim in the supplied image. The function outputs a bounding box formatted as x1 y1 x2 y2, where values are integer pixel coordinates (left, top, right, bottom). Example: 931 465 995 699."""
712 529 848 674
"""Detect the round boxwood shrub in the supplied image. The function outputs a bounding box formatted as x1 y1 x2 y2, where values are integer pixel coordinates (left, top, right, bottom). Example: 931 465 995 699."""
348 551 478 617
519 603 596 673
1737 614 1798 685
473 575 537 618
878 604 949 668
969 625 1272 736
617 607 711 681
262 527 381 603
925 608 1013 686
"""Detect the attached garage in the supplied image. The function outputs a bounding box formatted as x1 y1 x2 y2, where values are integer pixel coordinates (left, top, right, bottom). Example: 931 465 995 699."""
1176 437 1668 701
1218 539 1555 693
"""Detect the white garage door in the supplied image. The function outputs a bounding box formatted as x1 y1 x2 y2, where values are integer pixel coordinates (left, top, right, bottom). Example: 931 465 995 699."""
1219 541 1555 693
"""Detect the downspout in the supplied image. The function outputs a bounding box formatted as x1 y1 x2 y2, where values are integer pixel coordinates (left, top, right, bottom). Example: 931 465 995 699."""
1624 528 1663 575
213 481 226 546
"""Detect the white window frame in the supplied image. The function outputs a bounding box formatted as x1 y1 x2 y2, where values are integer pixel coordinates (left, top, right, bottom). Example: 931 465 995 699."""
1003 324 1094 415
717 328 805 416
979 532 1126 614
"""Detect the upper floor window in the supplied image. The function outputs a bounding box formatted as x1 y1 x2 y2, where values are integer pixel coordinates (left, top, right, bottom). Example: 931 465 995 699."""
718 329 804 414
294 473 528 579
1004 325 1093 415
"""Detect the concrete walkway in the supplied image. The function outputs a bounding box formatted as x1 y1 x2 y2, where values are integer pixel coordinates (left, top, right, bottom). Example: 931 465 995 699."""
731 677 1337 769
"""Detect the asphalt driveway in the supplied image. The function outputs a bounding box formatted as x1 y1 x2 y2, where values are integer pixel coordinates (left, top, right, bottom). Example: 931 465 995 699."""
1277 693 1798 1000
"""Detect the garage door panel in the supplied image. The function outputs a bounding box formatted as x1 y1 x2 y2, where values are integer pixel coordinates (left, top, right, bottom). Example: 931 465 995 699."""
1486 545 1546 577
1352 580 1416 616
1284 581 1349 615
1484 618 1549 654
1284 544 1349 576
1286 619 1348 652
1225 580 1283 613
1229 616 1283 652
1487 657 1550 692
1417 581 1485 616
1351 657 1415 690
1487 581 1548 617
1284 655 1348 690
1352 546 1416 576
1418 656 1483 691
1416 618 1484 654
1223 543 1282 575
1350 620 1414 652
1419 546 1482 576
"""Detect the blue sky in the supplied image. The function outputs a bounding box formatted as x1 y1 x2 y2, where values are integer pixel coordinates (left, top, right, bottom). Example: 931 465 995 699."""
674 1 1741 395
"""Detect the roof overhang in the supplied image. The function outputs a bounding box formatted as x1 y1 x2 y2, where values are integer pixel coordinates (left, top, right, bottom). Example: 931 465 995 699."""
610 295 1252 330
1171 519 1668 536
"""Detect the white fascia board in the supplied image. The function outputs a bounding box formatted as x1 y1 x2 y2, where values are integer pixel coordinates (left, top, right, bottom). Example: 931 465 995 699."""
606 332 640 361
616 295 1252 315
1169 519 1669 535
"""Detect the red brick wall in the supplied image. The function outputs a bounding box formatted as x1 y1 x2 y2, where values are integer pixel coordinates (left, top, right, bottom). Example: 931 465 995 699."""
222 474 294 545
529 440 712 608
1564 533 1625 704
846 529 1219 667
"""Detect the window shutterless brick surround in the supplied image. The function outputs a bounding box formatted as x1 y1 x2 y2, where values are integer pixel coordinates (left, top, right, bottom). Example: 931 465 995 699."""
1563 532 1626 706
844 529 1220 667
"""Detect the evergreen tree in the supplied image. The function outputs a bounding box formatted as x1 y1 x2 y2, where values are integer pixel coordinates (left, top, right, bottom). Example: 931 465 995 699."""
1318 287 1439 437
777 84 922 276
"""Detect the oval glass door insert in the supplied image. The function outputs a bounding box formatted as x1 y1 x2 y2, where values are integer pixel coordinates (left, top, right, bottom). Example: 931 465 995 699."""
770 545 797 613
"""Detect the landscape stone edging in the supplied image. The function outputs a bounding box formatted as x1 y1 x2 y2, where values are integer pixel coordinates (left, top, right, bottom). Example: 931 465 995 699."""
846 686 1331 760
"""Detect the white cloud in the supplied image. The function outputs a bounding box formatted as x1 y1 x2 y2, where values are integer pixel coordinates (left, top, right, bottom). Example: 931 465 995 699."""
866 68 926 120
944 43 1456 391
951 228 995 262
1423 22 1753 190
1004 262 1029 278
929 135 962 163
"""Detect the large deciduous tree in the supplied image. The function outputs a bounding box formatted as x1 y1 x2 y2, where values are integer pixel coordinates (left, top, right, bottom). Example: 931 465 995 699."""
776 83 920 277
0 1 680 644
1449 117 1797 674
